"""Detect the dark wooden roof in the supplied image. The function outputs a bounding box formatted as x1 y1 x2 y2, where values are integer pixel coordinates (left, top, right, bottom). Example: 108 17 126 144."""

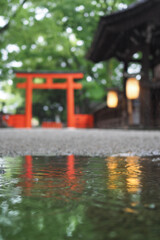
87 0 160 65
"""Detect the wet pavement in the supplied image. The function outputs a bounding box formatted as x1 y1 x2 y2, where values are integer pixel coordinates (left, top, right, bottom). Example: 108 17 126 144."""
0 128 160 157
1 155 160 240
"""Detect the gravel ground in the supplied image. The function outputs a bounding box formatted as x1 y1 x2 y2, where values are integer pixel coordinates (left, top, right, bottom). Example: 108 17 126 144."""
0 128 160 157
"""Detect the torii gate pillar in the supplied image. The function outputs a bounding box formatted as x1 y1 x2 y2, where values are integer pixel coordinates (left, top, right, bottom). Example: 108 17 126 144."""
25 75 32 128
16 72 83 128
67 76 75 127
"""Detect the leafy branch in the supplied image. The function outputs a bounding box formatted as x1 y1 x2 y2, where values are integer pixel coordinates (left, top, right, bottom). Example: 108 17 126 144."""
0 0 28 34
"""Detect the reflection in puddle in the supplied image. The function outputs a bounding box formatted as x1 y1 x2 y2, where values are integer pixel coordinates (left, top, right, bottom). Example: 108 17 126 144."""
126 156 141 193
106 156 142 193
20 155 83 198
1 155 160 240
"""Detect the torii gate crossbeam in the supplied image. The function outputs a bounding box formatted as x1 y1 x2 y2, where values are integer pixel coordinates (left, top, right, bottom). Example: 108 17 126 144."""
16 72 83 128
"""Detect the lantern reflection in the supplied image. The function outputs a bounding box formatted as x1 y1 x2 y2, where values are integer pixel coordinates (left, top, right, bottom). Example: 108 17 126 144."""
107 157 119 189
106 156 141 193
126 156 141 193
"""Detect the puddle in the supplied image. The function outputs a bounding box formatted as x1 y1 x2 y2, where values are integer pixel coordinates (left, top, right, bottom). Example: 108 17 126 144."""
0 155 160 239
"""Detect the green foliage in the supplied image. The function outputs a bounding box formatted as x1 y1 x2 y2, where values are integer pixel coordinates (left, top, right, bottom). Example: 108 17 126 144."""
0 0 137 121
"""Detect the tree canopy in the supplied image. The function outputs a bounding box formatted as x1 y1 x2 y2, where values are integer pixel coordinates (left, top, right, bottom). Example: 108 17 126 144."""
0 0 136 123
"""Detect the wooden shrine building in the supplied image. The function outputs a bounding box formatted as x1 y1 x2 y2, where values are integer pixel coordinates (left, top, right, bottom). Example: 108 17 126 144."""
87 0 160 128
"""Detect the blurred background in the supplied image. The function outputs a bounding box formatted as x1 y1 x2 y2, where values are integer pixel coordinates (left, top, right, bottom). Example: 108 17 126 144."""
0 0 136 127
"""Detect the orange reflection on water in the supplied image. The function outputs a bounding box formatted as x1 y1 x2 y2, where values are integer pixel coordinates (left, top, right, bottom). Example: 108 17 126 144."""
126 156 141 193
20 155 84 199
106 156 142 193
67 155 75 180
107 157 119 190
23 155 33 196
66 155 84 193
25 155 33 179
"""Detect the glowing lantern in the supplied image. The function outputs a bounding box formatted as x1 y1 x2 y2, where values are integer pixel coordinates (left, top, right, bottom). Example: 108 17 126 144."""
107 91 118 108
126 78 140 100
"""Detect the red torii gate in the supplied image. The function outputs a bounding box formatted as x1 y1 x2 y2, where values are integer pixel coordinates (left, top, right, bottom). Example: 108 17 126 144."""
16 72 83 128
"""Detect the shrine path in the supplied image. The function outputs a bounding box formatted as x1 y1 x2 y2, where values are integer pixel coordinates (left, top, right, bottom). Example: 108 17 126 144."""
0 128 160 157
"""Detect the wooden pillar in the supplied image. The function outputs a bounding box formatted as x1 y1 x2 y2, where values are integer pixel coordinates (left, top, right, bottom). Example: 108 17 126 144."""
123 62 128 98
122 61 129 126
127 99 133 125
67 76 75 127
25 75 32 128
140 24 153 128
140 43 151 127
46 76 52 88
